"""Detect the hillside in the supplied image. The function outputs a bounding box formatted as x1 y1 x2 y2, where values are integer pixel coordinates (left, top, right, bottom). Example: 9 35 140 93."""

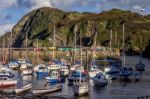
0 7 150 54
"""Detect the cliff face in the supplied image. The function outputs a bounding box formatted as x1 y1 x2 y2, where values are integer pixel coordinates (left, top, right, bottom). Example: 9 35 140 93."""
0 7 150 52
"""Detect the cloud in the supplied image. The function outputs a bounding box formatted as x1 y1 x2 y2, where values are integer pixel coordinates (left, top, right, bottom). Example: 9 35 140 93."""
0 0 17 9
0 24 15 36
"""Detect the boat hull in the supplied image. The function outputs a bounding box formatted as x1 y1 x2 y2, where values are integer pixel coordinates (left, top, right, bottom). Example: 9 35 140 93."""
73 84 89 96
23 70 33 75
0 80 17 88
33 85 62 96
15 84 32 94
36 72 49 76
92 78 107 86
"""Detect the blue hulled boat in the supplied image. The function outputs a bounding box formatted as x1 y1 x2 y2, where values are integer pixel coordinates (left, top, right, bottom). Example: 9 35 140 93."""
36 66 49 76
45 71 64 83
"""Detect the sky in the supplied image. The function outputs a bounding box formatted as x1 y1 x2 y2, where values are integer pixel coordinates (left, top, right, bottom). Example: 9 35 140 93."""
0 0 150 36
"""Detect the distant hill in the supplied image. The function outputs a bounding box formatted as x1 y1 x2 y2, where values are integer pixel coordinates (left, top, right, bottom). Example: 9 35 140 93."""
0 7 150 54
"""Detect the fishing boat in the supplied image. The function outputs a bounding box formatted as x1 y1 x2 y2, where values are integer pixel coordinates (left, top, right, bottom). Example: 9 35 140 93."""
32 84 62 96
0 77 17 88
45 71 63 83
15 84 32 94
92 72 108 86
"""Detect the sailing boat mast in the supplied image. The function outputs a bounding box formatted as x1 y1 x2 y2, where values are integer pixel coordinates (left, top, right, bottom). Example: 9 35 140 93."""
122 22 125 67
3 38 5 63
36 38 39 64
140 36 143 62
74 26 77 65
25 33 28 60
80 29 82 83
110 29 112 50
92 30 97 64
52 25 56 60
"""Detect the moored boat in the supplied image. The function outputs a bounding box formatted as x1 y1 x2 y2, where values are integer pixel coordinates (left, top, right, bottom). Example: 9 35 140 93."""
92 72 108 86
135 61 145 71
0 77 17 88
45 71 63 83
36 66 49 76
32 84 62 96
60 65 69 76
73 78 89 96
15 84 32 94
22 67 33 75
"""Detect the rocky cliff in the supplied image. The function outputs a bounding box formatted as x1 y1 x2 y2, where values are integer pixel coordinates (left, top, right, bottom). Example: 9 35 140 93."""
0 7 150 53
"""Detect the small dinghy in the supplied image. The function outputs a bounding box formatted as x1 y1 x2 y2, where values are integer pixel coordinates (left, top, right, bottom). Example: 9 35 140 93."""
15 84 32 94
32 84 62 96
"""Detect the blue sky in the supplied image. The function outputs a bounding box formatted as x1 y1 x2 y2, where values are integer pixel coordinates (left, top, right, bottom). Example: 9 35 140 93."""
0 0 150 36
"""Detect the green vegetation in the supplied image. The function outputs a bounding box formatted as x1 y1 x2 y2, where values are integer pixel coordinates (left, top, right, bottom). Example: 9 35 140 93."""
0 7 150 54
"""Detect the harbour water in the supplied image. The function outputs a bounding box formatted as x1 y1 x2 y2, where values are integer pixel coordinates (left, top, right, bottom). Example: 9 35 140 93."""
1 56 150 99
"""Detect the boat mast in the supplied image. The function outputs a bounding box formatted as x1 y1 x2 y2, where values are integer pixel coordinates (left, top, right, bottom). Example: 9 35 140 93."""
80 29 82 83
10 31 13 61
74 26 77 65
93 30 97 65
140 36 143 62
25 33 28 65
52 25 56 60
2 38 5 63
110 28 112 50
122 22 125 67
36 38 39 65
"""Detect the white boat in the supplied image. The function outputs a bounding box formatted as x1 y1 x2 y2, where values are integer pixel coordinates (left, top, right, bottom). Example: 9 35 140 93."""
8 61 19 69
22 67 33 75
22 69 33 75
104 67 120 80
15 84 32 94
73 79 89 96
32 84 62 96
47 64 61 71
60 65 69 76
88 65 102 78
20 64 27 71
92 72 108 86
70 65 84 72
0 77 17 87
45 71 62 83
0 70 15 78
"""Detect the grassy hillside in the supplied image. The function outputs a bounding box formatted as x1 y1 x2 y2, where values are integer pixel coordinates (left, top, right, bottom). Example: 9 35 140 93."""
0 8 150 54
